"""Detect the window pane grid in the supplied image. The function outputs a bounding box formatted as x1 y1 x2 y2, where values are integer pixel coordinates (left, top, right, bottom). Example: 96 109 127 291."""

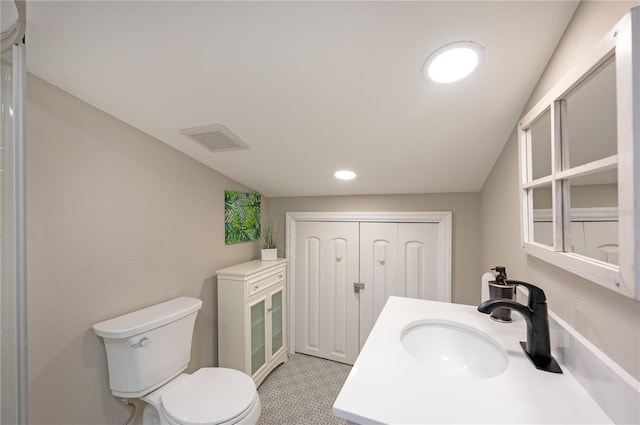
522 86 619 255
517 10 637 298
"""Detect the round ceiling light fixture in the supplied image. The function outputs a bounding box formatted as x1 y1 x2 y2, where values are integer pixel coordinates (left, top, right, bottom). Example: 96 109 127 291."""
334 170 356 180
422 41 485 84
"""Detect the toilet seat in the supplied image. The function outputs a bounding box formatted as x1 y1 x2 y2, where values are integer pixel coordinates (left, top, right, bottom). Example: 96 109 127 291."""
161 368 258 425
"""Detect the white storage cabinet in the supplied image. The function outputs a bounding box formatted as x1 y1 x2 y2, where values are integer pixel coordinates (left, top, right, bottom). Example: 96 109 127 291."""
217 259 287 386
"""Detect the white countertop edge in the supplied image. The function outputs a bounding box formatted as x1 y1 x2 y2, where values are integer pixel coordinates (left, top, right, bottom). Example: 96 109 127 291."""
333 297 617 425
549 311 640 425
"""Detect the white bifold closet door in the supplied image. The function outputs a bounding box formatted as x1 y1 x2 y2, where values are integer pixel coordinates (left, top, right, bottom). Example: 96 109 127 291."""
294 221 360 364
359 222 439 349
295 221 441 364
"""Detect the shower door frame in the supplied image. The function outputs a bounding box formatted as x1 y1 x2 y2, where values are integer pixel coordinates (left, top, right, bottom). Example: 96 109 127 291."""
1 1 28 423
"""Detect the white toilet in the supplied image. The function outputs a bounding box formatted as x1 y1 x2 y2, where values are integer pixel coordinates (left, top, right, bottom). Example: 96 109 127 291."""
93 297 261 425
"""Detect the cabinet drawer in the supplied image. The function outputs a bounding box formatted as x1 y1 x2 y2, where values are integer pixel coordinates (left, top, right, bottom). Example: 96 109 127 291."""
247 269 285 298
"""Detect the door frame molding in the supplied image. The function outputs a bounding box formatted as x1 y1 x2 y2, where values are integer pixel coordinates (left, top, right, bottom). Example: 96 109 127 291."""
285 211 452 354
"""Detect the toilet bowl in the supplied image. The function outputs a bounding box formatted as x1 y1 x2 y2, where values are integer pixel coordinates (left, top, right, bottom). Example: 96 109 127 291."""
141 369 261 425
92 297 261 425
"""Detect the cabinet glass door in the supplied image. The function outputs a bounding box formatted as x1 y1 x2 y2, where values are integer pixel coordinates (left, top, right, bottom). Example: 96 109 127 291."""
271 289 283 355
250 300 266 375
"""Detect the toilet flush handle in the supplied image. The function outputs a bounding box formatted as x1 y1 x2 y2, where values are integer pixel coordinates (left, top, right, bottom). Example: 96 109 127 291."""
130 336 150 349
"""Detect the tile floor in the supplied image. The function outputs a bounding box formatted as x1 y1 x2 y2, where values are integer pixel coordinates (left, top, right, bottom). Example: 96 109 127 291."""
257 353 352 425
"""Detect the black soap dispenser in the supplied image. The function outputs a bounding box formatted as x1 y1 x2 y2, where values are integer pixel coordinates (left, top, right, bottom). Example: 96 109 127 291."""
488 266 515 322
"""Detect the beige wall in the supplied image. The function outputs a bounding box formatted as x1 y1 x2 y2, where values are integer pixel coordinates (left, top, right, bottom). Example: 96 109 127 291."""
532 184 617 209
571 184 617 208
24 2 640 424
481 1 640 380
269 193 481 305
26 75 262 424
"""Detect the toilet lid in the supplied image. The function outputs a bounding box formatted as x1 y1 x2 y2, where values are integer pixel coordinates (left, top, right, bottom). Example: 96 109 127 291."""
162 368 257 425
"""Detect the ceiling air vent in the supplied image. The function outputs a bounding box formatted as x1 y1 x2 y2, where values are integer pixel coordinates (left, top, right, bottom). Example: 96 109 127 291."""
180 124 249 153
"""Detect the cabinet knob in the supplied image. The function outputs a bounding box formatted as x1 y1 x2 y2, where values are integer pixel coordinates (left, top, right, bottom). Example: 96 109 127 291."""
267 307 273 312
254 285 259 290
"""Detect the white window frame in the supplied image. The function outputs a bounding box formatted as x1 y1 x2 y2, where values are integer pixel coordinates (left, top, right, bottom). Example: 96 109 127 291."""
518 8 639 299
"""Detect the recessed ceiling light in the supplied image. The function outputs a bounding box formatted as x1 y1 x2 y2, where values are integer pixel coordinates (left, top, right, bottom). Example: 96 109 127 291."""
334 170 356 180
422 41 485 84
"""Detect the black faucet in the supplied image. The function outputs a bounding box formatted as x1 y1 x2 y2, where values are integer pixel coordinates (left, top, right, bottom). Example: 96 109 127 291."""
478 280 562 374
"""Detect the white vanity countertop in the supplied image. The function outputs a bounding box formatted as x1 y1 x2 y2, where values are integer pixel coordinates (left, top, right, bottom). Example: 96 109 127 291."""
333 297 612 424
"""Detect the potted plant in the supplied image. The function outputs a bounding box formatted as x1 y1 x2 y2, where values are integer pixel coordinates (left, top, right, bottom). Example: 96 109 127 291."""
261 218 278 261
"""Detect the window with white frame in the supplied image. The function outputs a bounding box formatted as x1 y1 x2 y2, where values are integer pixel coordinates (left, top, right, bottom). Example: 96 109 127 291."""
518 8 639 299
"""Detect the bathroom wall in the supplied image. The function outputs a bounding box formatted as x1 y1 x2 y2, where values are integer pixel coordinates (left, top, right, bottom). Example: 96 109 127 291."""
533 184 617 209
481 0 640 380
25 4 640 425
268 193 481 305
26 74 262 424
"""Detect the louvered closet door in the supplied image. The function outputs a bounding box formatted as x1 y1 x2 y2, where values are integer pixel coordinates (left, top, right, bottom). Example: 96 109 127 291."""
294 221 360 364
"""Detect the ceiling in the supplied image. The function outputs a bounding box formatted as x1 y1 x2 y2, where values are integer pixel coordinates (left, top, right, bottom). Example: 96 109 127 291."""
25 1 579 197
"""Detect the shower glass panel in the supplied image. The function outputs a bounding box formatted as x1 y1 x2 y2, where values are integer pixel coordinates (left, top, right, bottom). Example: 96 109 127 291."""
1 0 27 421
1 46 19 425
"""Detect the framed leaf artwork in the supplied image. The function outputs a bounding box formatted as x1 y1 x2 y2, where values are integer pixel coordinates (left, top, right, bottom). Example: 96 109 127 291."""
224 191 261 244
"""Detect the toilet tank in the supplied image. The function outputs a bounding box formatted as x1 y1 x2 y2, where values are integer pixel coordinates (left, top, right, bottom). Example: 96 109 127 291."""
93 297 203 398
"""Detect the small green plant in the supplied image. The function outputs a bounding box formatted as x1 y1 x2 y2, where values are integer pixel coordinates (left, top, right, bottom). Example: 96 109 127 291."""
261 218 277 249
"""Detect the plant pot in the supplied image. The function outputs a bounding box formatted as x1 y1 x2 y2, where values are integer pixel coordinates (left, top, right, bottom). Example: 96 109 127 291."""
261 248 277 261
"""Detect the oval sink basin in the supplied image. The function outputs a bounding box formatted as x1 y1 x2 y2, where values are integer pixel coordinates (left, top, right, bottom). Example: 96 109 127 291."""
400 320 508 379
